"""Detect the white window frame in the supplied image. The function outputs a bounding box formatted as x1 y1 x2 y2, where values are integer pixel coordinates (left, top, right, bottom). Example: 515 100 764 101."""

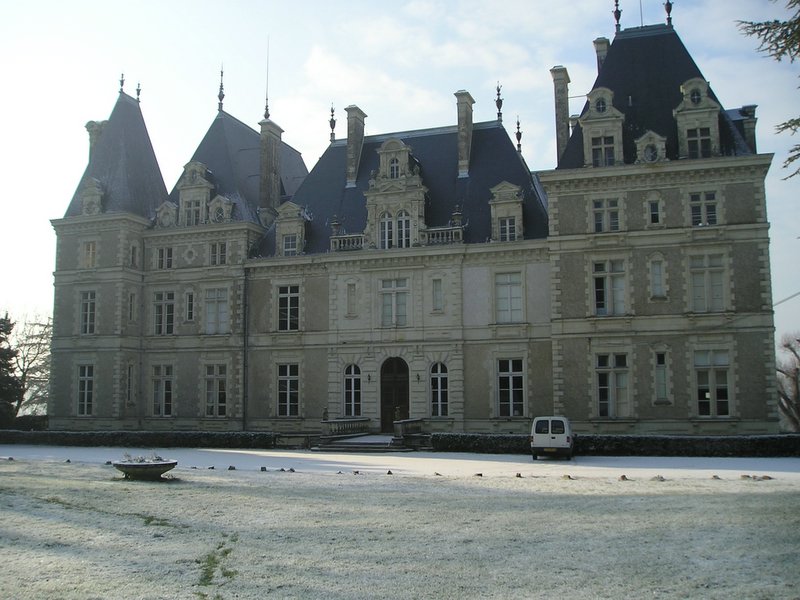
278 284 300 331
205 288 229 334
495 272 523 323
431 362 448 417
210 242 227 266
497 358 524 417
380 212 394 249
690 254 725 313
157 247 173 270
381 278 408 327
185 292 194 322
278 363 299 417
80 290 96 335
689 191 718 227
283 234 298 256
83 241 96 269
183 199 202 226
343 364 361 417
499 217 517 241
649 257 666 299
397 210 411 248
694 349 731 417
205 364 227 417
593 259 626 316
596 353 628 418
591 135 615 167
154 291 175 335
152 364 174 417
592 198 620 233
687 127 712 159
78 364 94 416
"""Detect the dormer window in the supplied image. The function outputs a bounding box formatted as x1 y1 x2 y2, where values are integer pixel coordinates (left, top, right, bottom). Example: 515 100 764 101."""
579 88 624 168
397 211 411 248
595 98 607 114
690 88 702 105
592 136 615 167
380 212 394 249
687 128 712 159
389 158 400 179
184 199 203 226
674 78 721 159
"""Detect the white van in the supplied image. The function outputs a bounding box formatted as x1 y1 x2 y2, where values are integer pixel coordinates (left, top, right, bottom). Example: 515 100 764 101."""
530 416 574 460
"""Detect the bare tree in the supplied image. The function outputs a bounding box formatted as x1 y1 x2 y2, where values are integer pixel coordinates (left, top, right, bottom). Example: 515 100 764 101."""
776 332 800 431
11 316 51 416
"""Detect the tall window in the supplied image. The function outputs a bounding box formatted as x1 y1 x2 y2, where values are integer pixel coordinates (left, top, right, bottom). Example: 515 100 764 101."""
596 353 628 417
690 192 717 226
397 210 411 248
130 244 139 268
654 352 669 404
83 241 96 268
695 350 730 417
591 136 615 167
431 362 448 417
78 364 94 416
346 282 357 316
687 127 711 158
154 291 175 335
80 291 96 335
210 242 227 265
205 288 229 334
690 254 724 312
185 292 194 322
593 199 620 232
157 247 173 269
381 278 408 327
152 364 173 417
184 199 202 225
499 217 517 241
498 359 524 417
495 273 522 323
344 365 361 417
432 278 444 312
278 285 300 331
649 200 661 225
283 234 298 256
389 157 400 179
380 212 394 249
593 260 625 316
205 364 227 417
128 292 136 322
126 364 133 406
278 363 299 417
650 259 665 298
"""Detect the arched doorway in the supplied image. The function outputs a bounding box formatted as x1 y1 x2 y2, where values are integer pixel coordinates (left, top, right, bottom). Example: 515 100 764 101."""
380 357 409 432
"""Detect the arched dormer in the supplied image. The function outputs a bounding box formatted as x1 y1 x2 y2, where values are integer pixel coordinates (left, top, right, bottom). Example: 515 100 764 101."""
673 77 721 159
275 201 308 256
376 139 413 181
578 87 625 168
489 181 524 242
155 201 178 228
635 131 668 165
208 195 233 224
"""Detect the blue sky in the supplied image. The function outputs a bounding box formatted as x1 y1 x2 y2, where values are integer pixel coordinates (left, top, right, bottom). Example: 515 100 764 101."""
1 0 797 339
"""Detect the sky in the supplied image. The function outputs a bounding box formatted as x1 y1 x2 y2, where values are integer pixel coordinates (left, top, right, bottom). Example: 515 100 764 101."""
1 0 798 341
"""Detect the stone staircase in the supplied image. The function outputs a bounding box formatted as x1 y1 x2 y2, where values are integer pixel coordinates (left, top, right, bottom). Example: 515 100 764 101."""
313 434 417 453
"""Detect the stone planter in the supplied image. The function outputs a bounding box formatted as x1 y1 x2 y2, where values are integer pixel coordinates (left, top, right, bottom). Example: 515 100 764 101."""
112 460 177 480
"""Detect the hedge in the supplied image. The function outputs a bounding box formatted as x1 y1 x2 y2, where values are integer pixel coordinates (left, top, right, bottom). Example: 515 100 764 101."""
0 430 277 449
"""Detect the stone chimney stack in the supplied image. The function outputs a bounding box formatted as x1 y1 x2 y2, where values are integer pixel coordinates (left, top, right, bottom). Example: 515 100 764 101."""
85 120 107 161
345 105 367 188
593 37 610 73
740 105 758 153
550 66 571 165
259 117 284 220
454 90 475 178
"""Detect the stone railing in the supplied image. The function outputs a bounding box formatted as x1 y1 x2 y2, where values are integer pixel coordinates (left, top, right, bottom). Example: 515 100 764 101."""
392 418 425 439
330 234 365 251
321 417 371 436
421 226 462 245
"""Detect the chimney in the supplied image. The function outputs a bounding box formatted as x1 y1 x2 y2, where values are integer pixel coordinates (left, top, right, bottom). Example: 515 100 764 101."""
259 117 284 220
740 104 758 153
85 120 107 161
550 66 571 165
593 37 610 73
454 90 475 178
345 105 367 188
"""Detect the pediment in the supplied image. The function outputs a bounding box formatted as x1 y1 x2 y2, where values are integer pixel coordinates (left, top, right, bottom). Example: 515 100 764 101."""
276 200 302 219
155 201 178 227
177 160 213 190
489 181 523 204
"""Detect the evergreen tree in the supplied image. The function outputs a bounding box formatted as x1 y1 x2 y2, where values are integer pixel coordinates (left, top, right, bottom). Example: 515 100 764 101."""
0 314 22 426
739 1 800 178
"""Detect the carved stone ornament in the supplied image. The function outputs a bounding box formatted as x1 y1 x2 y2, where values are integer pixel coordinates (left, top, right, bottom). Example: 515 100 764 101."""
155 201 178 227
80 178 104 215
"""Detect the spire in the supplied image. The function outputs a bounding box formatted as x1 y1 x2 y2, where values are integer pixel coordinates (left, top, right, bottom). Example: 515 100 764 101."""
665 0 673 27
119 73 125 93
329 105 336 142
218 65 225 112
495 82 503 122
614 0 622 33
264 37 271 120
515 116 522 153
136 82 141 103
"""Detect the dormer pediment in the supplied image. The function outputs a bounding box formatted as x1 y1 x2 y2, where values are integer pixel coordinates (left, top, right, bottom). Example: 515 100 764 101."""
208 195 233 224
79 177 104 215
177 160 214 191
634 130 668 164
276 200 303 220
155 201 178 227
674 78 720 114
583 88 625 122
489 181 523 204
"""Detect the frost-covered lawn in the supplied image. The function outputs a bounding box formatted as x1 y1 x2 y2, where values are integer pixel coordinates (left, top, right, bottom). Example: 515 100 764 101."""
1 446 798 599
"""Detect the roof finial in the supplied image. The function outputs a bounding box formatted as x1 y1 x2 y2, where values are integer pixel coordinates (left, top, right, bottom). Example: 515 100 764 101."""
136 82 141 102
614 0 622 33
515 116 522 153
664 0 673 27
218 64 225 112
495 82 503 122
329 105 336 142
119 73 125 93
264 36 271 120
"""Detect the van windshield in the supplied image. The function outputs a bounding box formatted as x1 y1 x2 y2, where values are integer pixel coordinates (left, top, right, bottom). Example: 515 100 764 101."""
534 420 549 434
551 420 565 434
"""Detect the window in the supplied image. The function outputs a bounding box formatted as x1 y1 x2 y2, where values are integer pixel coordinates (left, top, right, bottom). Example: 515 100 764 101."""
344 364 361 417
690 192 717 226
184 199 202 225
278 285 300 331
130 244 138 268
495 273 523 323
649 200 661 225
593 260 625 316
389 157 400 179
278 363 299 417
499 217 517 241
380 212 394 249
397 210 411 248
687 127 711 159
205 364 227 417
283 234 298 256
596 353 628 417
154 291 175 335
593 199 619 232
591 136 615 167
690 254 724 312
185 292 194 322
654 352 669 404
152 364 173 417
210 242 227 265
381 278 408 327
498 359 524 417
650 259 665 298
431 363 448 417
80 291 96 335
205 288 229 334
157 247 173 269
432 278 444 312
594 98 607 113
83 241 96 268
78 365 94 416
128 292 136 322
695 350 730 417
126 364 133 406
346 282 357 316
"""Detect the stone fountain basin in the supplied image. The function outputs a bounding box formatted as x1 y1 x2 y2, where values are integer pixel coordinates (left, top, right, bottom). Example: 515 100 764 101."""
112 460 177 480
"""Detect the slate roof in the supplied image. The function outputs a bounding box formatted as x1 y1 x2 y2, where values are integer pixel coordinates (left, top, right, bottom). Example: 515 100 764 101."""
263 120 548 256
65 92 168 218
558 24 752 169
168 111 308 224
